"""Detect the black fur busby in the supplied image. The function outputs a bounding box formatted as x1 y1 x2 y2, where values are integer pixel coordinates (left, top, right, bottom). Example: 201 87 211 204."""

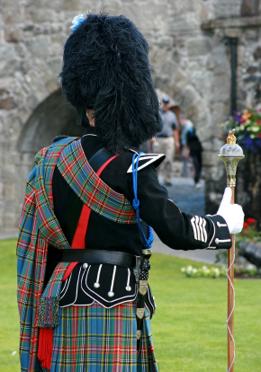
61 14 162 152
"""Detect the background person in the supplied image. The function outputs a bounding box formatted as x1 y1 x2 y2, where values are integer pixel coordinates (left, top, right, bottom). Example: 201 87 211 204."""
180 116 194 177
186 126 203 187
154 96 179 186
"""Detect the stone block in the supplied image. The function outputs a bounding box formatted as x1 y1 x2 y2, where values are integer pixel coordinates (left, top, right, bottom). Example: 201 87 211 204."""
186 37 212 57
46 58 62 77
2 5 26 24
0 89 16 110
211 0 241 18
240 0 260 17
169 16 199 35
25 35 53 59
0 43 19 77
254 46 261 60
247 65 259 74
243 29 260 41
206 45 229 74
28 9 59 23
4 27 23 43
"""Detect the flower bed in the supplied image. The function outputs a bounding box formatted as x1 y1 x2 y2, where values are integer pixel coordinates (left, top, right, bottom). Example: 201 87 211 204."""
180 264 261 279
224 109 261 153
222 109 261 226
181 265 226 278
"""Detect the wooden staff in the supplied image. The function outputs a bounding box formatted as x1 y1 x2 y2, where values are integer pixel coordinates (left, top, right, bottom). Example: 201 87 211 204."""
218 131 244 372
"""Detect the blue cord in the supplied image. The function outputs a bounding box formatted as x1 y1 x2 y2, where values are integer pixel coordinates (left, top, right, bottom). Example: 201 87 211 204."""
132 153 154 249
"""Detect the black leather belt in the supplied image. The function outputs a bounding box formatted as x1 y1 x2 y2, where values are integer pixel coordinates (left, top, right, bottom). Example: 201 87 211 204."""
61 249 137 268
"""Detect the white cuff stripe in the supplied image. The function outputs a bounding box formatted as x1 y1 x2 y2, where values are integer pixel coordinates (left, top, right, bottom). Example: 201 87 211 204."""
200 217 207 243
191 216 208 243
191 217 198 240
202 219 207 242
199 217 204 241
195 216 201 241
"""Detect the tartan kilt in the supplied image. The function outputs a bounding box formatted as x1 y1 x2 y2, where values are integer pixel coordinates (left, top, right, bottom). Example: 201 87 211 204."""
45 302 158 371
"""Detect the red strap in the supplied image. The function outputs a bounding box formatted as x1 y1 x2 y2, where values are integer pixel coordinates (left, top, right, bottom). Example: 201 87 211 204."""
71 206 92 249
96 155 117 177
63 154 118 280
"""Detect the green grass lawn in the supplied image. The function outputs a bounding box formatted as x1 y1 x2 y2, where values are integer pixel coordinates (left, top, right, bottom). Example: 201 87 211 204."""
1 239 260 372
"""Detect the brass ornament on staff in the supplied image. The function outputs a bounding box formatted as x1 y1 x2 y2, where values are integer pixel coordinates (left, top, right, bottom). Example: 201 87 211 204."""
218 130 244 372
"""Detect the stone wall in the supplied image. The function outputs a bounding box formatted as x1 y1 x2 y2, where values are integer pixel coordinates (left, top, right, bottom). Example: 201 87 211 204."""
238 29 261 109
201 10 261 213
0 0 260 232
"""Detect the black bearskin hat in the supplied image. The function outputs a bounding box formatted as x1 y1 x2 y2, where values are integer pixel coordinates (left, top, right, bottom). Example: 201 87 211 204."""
61 14 162 152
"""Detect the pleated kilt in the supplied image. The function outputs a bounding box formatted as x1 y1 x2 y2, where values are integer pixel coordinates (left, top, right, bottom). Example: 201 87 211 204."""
44 302 158 371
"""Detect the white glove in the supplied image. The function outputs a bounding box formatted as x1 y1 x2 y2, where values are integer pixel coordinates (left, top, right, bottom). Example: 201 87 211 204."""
217 187 244 234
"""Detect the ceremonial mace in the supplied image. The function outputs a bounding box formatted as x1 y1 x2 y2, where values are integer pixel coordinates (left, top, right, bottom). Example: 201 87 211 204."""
218 130 244 372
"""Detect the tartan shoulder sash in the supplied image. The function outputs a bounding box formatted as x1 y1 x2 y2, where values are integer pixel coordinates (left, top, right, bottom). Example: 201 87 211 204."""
56 138 136 224
33 137 76 248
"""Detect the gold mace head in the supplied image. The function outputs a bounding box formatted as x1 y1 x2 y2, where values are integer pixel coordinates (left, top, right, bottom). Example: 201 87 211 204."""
226 130 237 145
218 130 244 187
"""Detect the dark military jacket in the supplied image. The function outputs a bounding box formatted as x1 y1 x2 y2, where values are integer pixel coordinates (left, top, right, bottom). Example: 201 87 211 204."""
46 127 231 308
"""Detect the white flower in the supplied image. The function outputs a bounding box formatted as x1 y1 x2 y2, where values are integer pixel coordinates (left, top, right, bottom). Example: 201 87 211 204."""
211 268 220 278
71 14 86 32
186 265 194 275
201 265 210 276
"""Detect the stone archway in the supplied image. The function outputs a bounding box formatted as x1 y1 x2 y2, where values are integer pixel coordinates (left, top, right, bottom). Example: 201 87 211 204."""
18 89 81 155
14 89 81 227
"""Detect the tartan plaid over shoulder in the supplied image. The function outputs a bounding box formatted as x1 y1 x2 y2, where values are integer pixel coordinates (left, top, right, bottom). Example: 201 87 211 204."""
57 138 136 224
17 136 136 371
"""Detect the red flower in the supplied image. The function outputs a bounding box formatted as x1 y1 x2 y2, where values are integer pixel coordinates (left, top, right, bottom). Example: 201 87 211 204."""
243 217 257 230
246 218 256 225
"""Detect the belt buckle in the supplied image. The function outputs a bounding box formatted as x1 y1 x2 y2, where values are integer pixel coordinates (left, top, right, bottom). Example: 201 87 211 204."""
142 248 152 258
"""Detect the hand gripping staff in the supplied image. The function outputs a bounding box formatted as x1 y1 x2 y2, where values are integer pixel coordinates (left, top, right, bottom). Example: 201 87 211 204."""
218 131 244 372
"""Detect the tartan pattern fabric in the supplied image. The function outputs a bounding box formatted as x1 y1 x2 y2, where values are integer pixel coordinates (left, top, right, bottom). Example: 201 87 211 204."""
57 139 136 224
16 136 137 371
37 262 71 328
34 141 72 247
17 137 77 371
49 303 158 371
